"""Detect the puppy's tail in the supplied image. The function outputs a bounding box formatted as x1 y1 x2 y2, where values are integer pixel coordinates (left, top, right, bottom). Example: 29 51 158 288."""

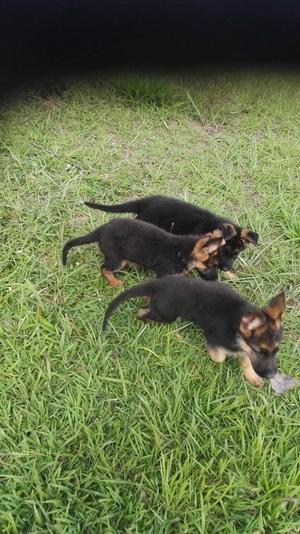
62 229 99 266
84 198 144 215
102 281 155 332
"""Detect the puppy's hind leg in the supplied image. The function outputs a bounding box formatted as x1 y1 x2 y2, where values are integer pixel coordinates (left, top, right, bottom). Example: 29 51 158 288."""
137 307 153 320
101 255 124 288
137 308 174 322
138 296 178 323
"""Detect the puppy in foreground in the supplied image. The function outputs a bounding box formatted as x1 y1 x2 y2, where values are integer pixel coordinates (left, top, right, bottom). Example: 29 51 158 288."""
85 195 259 277
102 275 285 387
62 218 229 287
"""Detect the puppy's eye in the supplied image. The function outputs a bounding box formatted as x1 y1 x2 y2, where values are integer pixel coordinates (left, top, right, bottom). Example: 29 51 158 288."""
260 349 269 356
273 347 279 354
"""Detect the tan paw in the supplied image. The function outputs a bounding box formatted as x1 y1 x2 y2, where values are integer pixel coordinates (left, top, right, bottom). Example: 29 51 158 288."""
222 271 239 281
244 371 263 388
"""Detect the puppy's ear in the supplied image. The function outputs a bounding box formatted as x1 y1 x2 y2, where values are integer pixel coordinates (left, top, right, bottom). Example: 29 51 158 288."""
264 292 285 321
203 235 226 254
240 228 259 246
221 223 237 241
240 312 265 337
193 231 224 258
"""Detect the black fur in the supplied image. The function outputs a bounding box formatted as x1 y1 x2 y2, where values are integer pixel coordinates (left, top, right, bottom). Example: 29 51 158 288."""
62 218 225 281
85 195 259 273
103 275 285 380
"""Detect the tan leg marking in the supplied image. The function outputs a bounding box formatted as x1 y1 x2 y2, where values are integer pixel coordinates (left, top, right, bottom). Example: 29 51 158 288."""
207 346 227 363
138 308 150 318
101 267 122 288
240 355 263 387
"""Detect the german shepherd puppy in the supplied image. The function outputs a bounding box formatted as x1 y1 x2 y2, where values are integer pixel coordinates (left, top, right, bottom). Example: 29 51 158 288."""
62 218 230 287
102 275 285 386
85 195 259 277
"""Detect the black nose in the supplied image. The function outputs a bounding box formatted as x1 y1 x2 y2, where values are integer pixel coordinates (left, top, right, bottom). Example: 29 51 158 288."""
258 368 277 379
254 363 277 379
264 370 276 379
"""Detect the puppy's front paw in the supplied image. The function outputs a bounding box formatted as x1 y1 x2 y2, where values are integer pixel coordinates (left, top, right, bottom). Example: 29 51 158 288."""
222 271 239 281
244 370 263 388
206 345 227 363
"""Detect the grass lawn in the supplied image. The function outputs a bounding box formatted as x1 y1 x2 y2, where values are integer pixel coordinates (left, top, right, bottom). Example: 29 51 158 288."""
1 71 300 533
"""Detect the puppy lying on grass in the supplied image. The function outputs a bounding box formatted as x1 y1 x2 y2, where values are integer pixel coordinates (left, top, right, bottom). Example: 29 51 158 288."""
62 218 230 287
85 195 259 279
102 274 286 387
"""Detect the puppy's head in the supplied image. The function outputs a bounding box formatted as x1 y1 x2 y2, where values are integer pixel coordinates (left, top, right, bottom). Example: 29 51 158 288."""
238 292 285 378
218 225 259 272
192 229 226 277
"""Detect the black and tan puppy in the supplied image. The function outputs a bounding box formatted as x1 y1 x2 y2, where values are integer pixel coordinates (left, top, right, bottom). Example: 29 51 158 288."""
102 275 285 387
85 195 259 278
62 218 228 287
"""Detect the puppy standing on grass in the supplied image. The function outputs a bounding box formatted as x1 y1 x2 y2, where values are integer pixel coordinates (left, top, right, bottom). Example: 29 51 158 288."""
85 195 259 279
102 275 286 387
62 218 231 287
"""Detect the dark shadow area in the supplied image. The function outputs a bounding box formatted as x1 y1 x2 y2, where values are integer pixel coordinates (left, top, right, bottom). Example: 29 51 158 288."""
1 0 300 97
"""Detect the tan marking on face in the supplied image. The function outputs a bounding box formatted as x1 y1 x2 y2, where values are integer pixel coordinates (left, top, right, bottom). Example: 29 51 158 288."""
254 324 268 336
101 267 122 288
259 342 279 351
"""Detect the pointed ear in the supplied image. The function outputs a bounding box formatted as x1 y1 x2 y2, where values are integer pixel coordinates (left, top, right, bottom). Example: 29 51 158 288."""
264 292 286 321
240 228 259 246
203 236 226 254
221 223 237 241
240 312 265 337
